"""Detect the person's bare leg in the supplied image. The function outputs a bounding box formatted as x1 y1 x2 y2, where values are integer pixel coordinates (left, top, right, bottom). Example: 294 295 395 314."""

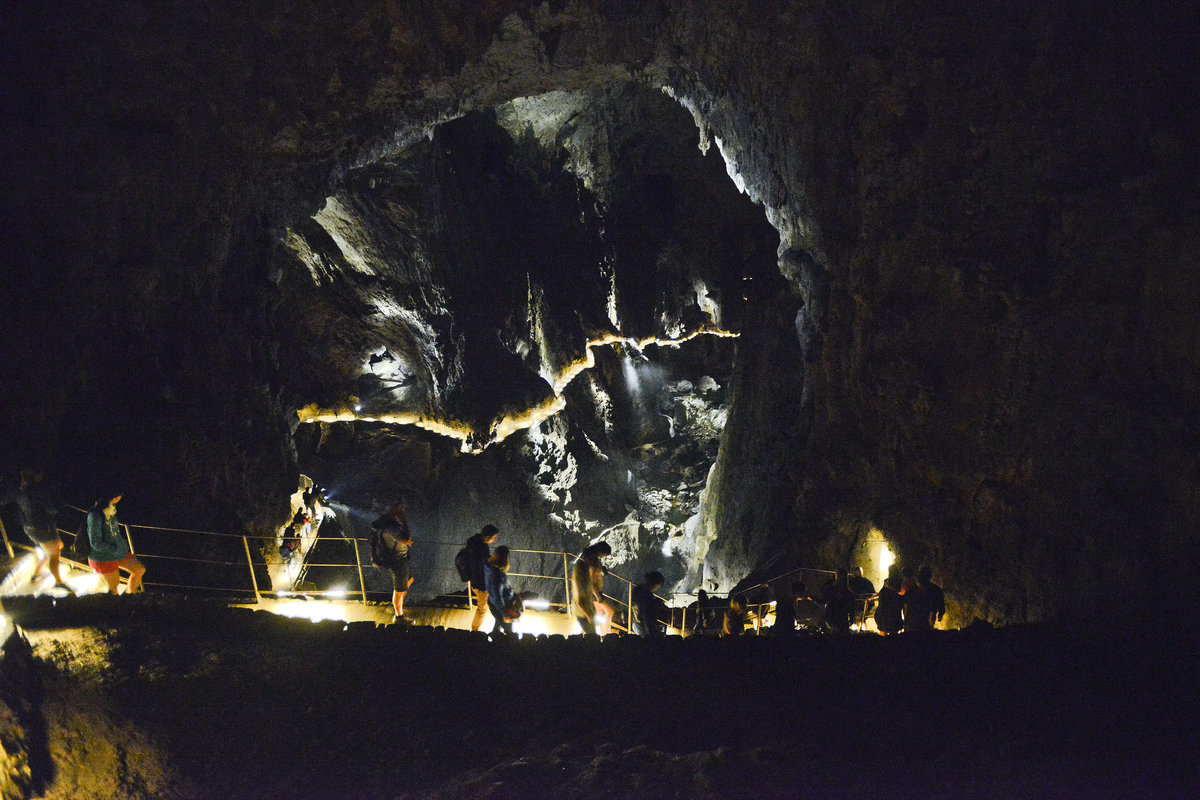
103 570 121 594
31 549 49 581
48 540 67 585
393 590 405 618
597 601 613 635
124 558 146 593
471 588 488 631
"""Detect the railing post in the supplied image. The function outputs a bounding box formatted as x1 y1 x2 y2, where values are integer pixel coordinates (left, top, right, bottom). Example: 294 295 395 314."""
0 516 13 559
242 535 261 603
563 553 572 624
353 536 367 605
123 523 136 556
627 580 633 634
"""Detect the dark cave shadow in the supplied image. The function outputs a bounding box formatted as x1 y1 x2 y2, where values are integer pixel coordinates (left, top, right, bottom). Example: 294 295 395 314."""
1 630 55 796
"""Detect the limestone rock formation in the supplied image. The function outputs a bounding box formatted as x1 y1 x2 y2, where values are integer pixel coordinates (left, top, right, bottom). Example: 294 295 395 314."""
3 1 1198 623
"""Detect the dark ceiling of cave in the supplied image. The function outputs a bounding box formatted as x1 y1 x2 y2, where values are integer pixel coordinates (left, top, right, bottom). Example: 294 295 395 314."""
2 1 1199 624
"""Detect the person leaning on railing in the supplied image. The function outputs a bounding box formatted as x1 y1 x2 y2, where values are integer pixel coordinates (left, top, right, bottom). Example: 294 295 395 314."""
87 493 146 595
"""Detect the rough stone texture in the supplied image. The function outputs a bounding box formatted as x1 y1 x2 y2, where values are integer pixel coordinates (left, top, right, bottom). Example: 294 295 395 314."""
3 1 1199 623
0 596 1195 799
0 633 34 800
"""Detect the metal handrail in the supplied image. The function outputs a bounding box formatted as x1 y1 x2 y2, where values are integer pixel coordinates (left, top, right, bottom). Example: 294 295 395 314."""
4 503 741 634
2 509 661 634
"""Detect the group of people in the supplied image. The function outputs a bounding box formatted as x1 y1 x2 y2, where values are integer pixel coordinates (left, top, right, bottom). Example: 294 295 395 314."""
461 523 524 636
765 563 945 636
369 514 669 639
1 467 146 595
366 499 948 639
689 589 753 636
683 562 947 637
5 474 951 632
280 486 326 562
870 563 946 634
368 499 520 633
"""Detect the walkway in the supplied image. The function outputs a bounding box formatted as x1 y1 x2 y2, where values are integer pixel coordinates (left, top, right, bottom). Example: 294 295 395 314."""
0 549 112 598
1 505 860 636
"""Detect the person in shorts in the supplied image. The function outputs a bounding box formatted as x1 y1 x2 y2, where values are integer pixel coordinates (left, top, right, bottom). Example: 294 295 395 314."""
87 493 146 594
372 500 414 624
2 467 71 592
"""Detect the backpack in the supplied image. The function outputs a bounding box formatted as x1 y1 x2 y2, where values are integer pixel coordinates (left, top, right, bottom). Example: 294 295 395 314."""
369 524 393 569
70 516 91 561
454 547 472 583
505 593 525 621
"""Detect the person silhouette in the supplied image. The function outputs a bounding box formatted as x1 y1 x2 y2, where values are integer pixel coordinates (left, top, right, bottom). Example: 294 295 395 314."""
904 565 946 632
631 571 669 637
572 541 612 636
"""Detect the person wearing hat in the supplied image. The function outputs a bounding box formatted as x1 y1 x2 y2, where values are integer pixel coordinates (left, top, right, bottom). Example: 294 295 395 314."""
87 493 145 594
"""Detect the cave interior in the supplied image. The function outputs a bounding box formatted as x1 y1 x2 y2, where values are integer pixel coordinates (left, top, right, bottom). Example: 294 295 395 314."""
3 1 1199 627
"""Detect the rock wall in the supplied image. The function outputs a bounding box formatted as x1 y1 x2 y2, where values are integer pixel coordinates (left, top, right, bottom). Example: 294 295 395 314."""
3 1 1198 622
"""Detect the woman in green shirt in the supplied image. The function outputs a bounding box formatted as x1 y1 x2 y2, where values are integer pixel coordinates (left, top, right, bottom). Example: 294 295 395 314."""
87 494 146 594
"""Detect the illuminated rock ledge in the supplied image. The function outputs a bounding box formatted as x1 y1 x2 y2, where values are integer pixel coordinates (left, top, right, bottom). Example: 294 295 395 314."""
297 326 739 452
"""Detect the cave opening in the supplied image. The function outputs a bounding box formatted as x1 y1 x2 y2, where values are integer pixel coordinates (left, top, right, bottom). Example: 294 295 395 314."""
275 82 786 601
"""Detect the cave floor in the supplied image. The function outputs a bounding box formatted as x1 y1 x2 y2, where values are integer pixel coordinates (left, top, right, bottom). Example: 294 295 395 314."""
1 595 1196 800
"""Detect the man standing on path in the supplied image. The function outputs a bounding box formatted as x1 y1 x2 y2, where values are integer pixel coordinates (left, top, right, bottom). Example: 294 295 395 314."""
372 500 414 624
464 524 499 632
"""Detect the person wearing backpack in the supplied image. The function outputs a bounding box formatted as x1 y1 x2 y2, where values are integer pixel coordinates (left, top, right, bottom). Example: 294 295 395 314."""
459 524 499 632
370 500 414 624
87 493 146 595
